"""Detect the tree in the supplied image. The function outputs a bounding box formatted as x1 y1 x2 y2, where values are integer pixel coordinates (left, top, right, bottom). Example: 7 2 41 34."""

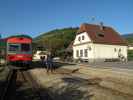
33 27 78 56
42 37 64 55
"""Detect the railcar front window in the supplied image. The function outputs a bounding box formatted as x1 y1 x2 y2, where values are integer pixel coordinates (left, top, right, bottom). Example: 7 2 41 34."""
21 44 30 52
9 44 19 52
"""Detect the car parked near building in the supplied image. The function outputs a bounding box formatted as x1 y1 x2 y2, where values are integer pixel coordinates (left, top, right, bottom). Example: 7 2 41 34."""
33 50 47 61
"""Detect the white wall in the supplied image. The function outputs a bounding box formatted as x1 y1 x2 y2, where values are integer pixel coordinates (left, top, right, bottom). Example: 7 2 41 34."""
73 32 93 61
73 43 127 61
93 44 127 59
128 46 133 50
73 32 128 62
73 32 91 45
73 43 93 59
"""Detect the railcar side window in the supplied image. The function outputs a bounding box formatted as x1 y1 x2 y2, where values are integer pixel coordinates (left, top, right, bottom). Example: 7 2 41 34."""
9 44 19 52
21 44 30 52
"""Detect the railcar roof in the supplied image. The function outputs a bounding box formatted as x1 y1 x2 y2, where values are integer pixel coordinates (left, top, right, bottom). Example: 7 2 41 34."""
7 35 32 39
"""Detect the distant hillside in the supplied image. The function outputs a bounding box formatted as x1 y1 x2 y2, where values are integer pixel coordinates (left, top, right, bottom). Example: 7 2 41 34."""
34 29 133 45
33 27 78 55
122 33 133 43
122 33 133 38
34 27 78 42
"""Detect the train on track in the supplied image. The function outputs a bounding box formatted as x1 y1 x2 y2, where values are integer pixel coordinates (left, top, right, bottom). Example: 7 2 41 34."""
0 35 32 68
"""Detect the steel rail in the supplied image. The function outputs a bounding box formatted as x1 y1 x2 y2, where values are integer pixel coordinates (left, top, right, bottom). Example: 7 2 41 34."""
0 68 17 100
20 71 53 100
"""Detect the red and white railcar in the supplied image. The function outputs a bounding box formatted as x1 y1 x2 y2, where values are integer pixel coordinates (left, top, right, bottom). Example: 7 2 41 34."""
0 35 32 67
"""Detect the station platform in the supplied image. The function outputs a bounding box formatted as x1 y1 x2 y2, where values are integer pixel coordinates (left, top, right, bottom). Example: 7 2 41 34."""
27 64 133 100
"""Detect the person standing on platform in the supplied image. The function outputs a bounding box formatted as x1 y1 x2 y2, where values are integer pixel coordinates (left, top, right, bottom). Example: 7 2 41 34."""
40 56 46 67
45 52 54 73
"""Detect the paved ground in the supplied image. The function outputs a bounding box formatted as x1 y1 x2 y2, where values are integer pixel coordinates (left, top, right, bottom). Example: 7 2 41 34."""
0 61 133 100
33 60 133 70
29 64 133 100
83 61 133 70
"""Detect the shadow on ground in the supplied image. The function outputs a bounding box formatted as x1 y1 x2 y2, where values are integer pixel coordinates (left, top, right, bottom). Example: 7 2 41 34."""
16 84 52 100
0 80 6 98
44 76 102 100
31 61 76 70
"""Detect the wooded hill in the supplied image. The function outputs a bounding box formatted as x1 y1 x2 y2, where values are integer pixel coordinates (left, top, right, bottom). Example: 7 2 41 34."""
33 27 78 55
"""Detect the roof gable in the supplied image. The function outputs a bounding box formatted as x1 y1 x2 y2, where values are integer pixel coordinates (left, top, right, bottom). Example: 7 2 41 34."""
73 32 92 45
77 23 127 45
7 35 32 39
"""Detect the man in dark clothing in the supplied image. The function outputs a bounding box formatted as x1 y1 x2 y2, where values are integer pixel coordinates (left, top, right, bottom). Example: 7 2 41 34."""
40 56 46 67
46 53 54 73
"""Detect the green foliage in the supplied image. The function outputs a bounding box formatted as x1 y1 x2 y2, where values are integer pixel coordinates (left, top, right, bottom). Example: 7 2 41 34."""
34 27 78 56
128 50 133 61
126 37 133 43
122 34 133 44
122 34 133 61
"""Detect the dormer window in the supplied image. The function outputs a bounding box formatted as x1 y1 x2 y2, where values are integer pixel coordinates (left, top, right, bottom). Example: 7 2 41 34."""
97 32 104 37
82 35 85 40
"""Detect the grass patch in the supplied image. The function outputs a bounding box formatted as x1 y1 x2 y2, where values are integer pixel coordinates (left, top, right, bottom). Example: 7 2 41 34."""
128 50 133 61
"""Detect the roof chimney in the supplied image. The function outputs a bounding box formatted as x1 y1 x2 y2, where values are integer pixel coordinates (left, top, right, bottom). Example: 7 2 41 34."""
100 22 104 30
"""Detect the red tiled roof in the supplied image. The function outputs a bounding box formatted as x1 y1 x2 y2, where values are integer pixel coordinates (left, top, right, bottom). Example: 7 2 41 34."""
77 23 127 45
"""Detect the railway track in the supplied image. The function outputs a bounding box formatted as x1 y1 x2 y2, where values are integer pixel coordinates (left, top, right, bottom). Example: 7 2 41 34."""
0 68 16 100
0 65 53 100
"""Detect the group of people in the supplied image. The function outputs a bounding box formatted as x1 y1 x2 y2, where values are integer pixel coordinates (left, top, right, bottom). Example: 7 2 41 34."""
40 52 55 73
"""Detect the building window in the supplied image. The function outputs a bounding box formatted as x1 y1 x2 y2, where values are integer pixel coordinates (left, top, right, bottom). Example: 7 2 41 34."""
78 37 81 41
80 50 83 57
119 48 121 52
114 48 117 52
84 49 88 57
76 50 79 57
8 44 20 52
82 35 85 40
88 47 92 51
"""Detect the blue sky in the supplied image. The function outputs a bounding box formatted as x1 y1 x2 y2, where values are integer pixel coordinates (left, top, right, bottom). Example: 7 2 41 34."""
0 0 133 38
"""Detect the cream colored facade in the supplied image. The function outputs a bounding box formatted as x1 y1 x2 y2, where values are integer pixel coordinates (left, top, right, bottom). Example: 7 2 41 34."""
73 32 128 62
128 46 133 50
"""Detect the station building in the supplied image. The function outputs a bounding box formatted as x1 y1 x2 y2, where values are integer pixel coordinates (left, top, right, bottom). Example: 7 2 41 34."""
73 23 128 62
